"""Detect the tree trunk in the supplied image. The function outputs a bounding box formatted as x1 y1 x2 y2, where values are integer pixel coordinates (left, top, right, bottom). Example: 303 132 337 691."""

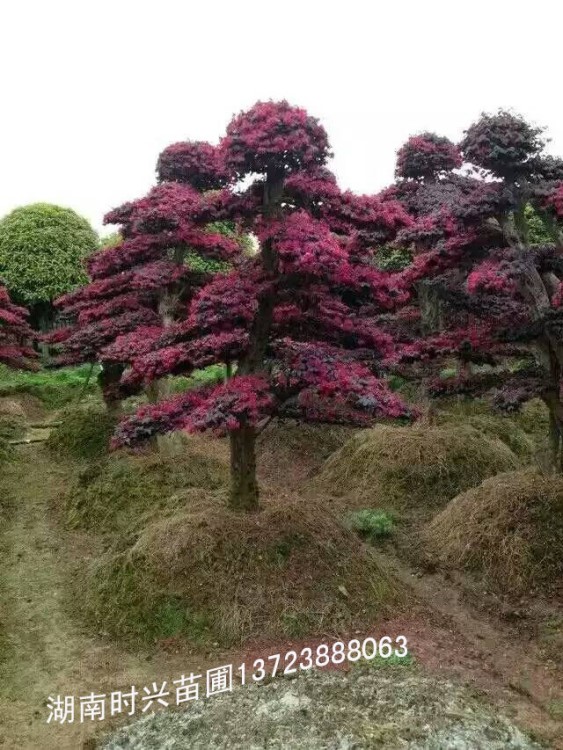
98 363 124 418
229 424 259 511
146 381 160 403
418 280 443 334
223 169 284 510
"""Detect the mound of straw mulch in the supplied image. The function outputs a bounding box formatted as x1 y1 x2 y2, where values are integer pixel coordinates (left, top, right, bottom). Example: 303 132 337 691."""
65 447 229 534
86 487 402 646
435 412 535 459
423 469 563 594
312 424 519 513
46 403 117 461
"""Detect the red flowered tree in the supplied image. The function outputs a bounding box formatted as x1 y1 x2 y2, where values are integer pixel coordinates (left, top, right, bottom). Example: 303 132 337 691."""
0 284 36 369
387 111 563 467
113 100 416 509
48 141 242 414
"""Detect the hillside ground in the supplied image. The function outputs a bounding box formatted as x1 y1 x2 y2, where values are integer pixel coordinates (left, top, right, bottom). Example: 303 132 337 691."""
0 391 561 749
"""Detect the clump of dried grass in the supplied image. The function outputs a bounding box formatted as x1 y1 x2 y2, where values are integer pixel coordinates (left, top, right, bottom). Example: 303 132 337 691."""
313 424 519 513
435 412 535 459
65 447 229 534
423 469 563 594
86 488 403 646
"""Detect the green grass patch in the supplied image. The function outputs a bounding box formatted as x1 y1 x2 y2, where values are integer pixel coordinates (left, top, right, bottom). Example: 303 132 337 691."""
167 365 228 395
0 364 100 408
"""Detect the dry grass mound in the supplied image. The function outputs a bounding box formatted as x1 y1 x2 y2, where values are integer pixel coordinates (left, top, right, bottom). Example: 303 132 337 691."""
436 411 535 459
423 469 563 594
313 424 519 513
65 449 229 534
435 396 552 460
85 489 401 646
46 403 117 461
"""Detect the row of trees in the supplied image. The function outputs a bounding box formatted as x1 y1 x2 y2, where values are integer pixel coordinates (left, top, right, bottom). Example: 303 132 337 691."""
386 116 563 466
4 102 562 509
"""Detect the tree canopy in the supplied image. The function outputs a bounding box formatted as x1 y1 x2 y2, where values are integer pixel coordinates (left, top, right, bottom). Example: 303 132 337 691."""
385 110 563 466
0 203 98 310
80 100 417 509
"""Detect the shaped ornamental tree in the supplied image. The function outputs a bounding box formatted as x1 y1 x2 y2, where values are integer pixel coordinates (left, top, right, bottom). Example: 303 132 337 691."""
387 111 563 467
113 100 416 509
49 142 242 414
0 203 98 333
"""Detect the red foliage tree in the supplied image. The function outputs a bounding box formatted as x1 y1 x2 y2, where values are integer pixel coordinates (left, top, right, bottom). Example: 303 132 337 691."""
49 142 242 414
113 100 416 509
387 112 563 466
0 284 36 369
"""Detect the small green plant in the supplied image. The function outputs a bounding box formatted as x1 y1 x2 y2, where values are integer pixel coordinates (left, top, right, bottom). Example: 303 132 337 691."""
347 509 395 541
361 651 415 670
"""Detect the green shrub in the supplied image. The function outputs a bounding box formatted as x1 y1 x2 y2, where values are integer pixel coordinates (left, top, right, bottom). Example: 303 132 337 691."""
347 509 395 541
0 203 98 307
46 404 116 460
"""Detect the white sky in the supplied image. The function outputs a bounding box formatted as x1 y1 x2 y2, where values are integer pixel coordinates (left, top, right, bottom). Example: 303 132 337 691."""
1 0 562 234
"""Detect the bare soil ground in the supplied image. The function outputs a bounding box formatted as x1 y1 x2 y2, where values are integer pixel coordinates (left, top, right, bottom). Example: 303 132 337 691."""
0 436 561 748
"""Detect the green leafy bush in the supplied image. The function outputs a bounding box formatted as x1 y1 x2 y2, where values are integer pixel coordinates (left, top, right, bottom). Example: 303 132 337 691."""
347 509 395 540
0 203 98 307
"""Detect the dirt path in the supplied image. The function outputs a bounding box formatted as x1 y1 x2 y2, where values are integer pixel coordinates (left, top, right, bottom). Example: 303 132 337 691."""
0 447 201 749
0 446 561 749
373 550 563 747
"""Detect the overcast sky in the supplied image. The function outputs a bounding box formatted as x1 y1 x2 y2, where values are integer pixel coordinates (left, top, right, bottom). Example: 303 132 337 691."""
1 0 562 234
